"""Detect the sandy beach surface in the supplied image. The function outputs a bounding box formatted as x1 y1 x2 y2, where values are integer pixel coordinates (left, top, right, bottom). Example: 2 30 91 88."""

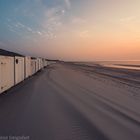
0 62 140 140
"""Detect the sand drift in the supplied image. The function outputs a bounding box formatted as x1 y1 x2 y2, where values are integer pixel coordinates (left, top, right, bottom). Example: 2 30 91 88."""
0 63 140 140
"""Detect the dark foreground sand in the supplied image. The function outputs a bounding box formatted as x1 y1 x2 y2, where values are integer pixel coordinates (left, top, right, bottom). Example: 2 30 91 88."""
0 62 140 140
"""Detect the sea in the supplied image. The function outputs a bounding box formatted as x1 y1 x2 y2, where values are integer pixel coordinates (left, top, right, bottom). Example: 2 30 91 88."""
77 61 140 70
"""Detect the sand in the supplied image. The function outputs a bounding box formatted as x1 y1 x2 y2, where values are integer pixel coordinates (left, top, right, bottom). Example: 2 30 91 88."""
0 62 139 140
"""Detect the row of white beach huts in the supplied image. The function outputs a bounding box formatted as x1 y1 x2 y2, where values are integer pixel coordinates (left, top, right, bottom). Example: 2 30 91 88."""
0 49 53 94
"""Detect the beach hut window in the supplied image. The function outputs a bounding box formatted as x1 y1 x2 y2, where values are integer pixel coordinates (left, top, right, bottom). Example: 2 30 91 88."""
16 59 18 64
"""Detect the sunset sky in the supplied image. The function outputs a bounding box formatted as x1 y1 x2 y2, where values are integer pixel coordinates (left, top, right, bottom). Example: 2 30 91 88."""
0 0 140 61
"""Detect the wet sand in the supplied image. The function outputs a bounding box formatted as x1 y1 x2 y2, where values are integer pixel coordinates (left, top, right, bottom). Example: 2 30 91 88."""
0 62 140 140
115 64 140 67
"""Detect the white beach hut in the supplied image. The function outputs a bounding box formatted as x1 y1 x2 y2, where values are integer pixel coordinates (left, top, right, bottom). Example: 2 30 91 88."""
37 58 43 71
0 56 15 94
24 56 31 78
15 56 25 84
41 58 44 69
0 49 15 94
42 58 48 68
31 57 37 75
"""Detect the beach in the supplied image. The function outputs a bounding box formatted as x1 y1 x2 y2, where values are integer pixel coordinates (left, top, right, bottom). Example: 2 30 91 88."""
0 62 140 140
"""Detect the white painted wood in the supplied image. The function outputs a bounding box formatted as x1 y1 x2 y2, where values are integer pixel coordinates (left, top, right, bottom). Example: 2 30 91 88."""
25 56 31 78
37 58 42 71
0 56 14 93
42 59 47 67
15 56 25 84
31 59 37 75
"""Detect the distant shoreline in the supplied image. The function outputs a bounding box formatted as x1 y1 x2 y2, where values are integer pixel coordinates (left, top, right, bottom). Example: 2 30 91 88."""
115 64 140 68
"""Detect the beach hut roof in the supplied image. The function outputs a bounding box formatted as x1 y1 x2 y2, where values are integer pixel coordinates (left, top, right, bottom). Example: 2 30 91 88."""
0 49 23 57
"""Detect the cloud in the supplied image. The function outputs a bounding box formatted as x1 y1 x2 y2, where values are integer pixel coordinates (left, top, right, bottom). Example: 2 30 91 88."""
120 16 136 22
45 7 59 18
64 0 71 9
27 27 33 32
71 17 86 24
37 31 43 35
42 7 64 36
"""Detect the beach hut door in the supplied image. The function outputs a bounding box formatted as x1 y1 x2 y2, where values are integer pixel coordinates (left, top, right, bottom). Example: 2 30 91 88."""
0 58 9 92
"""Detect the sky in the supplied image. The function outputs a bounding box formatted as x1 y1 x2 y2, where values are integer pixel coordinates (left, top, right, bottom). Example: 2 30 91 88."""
0 0 140 61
